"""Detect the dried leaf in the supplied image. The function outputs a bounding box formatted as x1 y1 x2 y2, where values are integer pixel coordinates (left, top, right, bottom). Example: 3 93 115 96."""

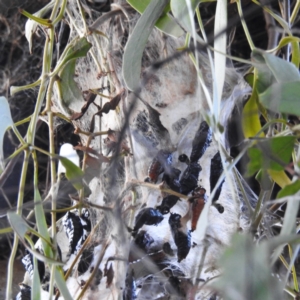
70 93 97 121
96 91 124 117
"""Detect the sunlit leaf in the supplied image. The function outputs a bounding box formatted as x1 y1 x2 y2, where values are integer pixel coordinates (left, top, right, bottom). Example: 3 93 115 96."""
267 169 291 188
242 90 264 138
247 136 295 176
260 81 300 115
277 180 300 198
0 97 14 172
123 0 169 91
127 0 184 37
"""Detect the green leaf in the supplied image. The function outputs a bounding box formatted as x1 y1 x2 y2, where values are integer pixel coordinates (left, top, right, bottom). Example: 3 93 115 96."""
170 0 200 33
252 50 300 94
260 81 300 115
58 156 84 191
32 256 41 300
0 97 14 171
26 246 64 266
58 37 92 66
267 169 291 188
212 234 284 300
247 148 263 176
55 267 73 300
277 180 300 198
57 57 85 115
247 136 295 176
242 90 264 138
127 0 184 37
123 0 169 91
34 188 53 258
7 211 29 241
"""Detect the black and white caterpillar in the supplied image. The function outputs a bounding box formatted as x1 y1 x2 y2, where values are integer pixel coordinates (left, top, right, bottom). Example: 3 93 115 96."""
16 1 258 299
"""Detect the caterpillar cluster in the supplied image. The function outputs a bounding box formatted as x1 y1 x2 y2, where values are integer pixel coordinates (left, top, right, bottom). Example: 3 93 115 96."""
17 209 92 299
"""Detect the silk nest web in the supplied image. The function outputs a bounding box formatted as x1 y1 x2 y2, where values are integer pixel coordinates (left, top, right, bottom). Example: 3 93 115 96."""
3 0 299 300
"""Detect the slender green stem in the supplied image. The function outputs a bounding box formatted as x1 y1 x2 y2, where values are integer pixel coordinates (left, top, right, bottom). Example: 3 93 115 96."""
52 0 67 25
50 0 62 21
291 0 300 24
14 116 31 127
10 78 41 96
237 0 255 50
5 144 29 162
288 244 299 292
6 150 30 300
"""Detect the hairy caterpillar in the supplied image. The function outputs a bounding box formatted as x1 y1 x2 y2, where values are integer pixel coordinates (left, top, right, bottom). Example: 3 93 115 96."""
16 1 258 299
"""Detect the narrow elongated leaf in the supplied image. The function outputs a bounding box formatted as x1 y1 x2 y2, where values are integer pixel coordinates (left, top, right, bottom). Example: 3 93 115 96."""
214 0 227 115
242 90 264 138
34 187 53 258
26 246 64 265
7 211 29 241
281 193 300 236
32 257 41 300
127 0 184 37
0 96 14 171
170 0 200 33
55 267 73 300
123 0 169 91
260 81 300 115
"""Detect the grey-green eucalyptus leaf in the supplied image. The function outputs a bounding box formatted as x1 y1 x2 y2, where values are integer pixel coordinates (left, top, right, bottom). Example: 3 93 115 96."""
0 96 14 172
55 268 73 300
170 0 200 34
122 0 169 91
259 81 300 115
127 0 184 37
7 211 29 241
